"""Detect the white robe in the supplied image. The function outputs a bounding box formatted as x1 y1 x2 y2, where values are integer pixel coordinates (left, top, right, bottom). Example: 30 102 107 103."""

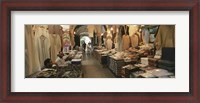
106 39 113 50
25 25 41 76
49 34 61 62
142 28 150 44
35 26 51 67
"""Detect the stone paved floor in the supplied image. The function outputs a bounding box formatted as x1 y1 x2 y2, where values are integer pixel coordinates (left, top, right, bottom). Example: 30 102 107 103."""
81 52 115 78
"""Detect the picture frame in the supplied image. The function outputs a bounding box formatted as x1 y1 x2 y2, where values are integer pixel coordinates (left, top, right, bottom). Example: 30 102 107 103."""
0 0 199 102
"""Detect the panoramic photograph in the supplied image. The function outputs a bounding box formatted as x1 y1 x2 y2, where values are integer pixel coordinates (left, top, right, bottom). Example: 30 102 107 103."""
25 25 175 78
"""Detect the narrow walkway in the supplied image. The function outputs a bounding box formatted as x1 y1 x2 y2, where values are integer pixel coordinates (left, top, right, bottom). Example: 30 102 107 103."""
81 52 115 78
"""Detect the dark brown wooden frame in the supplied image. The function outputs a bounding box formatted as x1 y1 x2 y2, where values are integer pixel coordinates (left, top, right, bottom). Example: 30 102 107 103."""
0 0 199 102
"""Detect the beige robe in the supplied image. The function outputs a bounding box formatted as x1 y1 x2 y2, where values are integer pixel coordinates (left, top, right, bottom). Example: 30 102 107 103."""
122 35 130 50
25 25 41 76
130 34 139 48
129 25 139 36
106 39 113 50
48 25 63 34
155 25 175 50
87 25 95 37
49 34 62 62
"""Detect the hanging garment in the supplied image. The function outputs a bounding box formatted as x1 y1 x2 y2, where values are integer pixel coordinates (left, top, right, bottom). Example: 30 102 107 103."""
49 34 62 62
142 28 150 44
35 26 51 67
95 25 102 35
149 34 155 42
87 25 95 37
114 35 118 49
103 38 106 47
117 26 124 51
25 25 41 76
129 25 139 36
135 32 143 45
62 33 71 53
122 35 130 50
107 31 112 38
155 25 175 50
36 35 51 67
62 33 71 46
130 34 139 48
54 25 62 34
48 25 63 34
106 38 113 50
48 25 54 34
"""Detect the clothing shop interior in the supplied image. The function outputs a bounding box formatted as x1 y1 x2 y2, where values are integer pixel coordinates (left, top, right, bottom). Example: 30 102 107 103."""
25 25 175 78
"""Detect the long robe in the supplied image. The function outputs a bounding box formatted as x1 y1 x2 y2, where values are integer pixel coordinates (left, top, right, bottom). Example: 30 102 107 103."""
49 34 61 62
25 25 41 76
130 34 139 48
142 28 150 44
122 35 130 50
35 26 51 67
87 25 95 37
155 25 175 50
129 25 139 36
106 38 113 50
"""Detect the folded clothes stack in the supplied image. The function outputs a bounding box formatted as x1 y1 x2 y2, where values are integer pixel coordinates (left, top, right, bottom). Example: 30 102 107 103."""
37 69 57 78
71 59 82 65
149 68 174 77
129 70 145 78
139 72 157 78
148 58 159 67
74 54 82 59
141 57 148 65
132 67 174 78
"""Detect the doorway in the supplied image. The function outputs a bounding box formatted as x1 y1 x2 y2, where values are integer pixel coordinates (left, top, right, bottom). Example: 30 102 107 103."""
80 36 92 52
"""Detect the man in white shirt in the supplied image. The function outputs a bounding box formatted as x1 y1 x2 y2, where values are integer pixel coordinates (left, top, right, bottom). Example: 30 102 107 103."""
55 52 68 67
